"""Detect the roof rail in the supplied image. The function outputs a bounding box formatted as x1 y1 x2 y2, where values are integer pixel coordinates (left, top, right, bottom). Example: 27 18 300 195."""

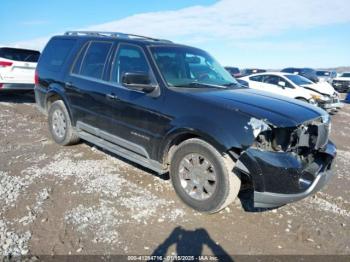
64 31 172 43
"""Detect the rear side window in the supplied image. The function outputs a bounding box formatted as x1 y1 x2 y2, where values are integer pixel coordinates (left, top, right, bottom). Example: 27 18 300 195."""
71 43 89 75
0 48 40 62
39 38 76 72
249 75 263 82
79 41 112 79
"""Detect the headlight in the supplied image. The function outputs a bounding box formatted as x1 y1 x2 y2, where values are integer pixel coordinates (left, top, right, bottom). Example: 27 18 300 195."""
311 94 322 101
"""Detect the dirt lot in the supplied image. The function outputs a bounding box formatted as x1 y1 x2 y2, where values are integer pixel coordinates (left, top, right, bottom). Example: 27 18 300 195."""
0 92 349 258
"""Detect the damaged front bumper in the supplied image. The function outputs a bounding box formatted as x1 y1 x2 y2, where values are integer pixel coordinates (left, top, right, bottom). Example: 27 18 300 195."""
235 141 336 208
318 96 343 111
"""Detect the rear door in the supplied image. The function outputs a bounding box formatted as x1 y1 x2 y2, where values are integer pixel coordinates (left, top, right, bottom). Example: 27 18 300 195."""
65 40 114 129
247 75 265 90
0 48 40 84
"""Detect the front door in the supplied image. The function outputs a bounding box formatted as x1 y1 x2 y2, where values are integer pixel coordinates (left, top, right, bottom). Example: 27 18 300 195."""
100 43 169 159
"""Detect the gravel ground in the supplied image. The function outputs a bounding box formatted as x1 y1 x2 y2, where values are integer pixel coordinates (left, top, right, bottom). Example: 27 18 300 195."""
0 92 349 258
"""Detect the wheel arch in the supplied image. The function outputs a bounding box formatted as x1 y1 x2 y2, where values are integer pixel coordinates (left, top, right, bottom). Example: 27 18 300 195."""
160 128 229 167
45 89 75 125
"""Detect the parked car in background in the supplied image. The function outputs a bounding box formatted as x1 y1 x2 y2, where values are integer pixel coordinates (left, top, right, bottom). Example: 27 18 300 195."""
0 47 40 91
316 70 337 83
240 68 266 77
224 66 241 78
241 72 342 111
35 31 336 212
241 72 315 104
332 72 350 93
281 67 319 83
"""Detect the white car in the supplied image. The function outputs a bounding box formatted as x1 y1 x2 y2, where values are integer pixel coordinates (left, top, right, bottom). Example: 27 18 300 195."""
241 72 342 111
0 47 40 91
332 72 350 93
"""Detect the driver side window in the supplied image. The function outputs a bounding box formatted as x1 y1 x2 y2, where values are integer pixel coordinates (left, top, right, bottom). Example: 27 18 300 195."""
111 44 155 85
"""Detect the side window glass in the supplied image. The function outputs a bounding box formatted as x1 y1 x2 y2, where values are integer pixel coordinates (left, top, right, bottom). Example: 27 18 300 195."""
263 75 278 85
111 44 154 84
80 41 112 79
72 43 89 75
249 75 262 82
279 77 291 88
39 39 76 72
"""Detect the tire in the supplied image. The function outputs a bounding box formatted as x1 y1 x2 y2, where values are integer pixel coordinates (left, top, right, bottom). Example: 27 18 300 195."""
48 100 80 146
170 138 241 213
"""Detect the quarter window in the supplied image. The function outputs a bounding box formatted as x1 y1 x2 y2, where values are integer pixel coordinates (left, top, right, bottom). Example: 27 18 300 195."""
79 41 112 79
39 39 76 72
111 44 154 84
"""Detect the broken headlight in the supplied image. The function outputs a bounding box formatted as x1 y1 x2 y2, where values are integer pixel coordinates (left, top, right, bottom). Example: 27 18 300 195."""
253 127 296 152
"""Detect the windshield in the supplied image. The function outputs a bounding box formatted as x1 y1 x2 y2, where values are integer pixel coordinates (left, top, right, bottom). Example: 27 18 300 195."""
285 74 313 85
341 73 350 77
151 46 238 88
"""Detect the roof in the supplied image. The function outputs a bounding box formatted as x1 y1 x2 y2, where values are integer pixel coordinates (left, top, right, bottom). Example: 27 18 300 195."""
64 31 173 44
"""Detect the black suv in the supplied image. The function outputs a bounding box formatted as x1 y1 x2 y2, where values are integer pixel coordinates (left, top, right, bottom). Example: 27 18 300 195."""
35 31 336 213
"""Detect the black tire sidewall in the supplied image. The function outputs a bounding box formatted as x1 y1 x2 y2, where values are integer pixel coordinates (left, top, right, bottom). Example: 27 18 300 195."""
170 141 229 213
48 101 71 145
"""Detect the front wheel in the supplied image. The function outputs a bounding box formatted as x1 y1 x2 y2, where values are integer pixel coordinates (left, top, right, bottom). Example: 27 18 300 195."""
170 138 241 213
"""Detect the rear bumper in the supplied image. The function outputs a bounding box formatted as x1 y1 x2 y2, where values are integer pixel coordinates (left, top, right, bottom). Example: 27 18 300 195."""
0 83 34 90
236 141 336 208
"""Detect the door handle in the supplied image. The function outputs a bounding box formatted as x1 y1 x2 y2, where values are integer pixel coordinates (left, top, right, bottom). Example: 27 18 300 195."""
106 93 118 100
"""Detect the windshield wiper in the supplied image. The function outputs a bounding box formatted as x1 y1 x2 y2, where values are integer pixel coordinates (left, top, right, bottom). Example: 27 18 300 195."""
172 82 227 89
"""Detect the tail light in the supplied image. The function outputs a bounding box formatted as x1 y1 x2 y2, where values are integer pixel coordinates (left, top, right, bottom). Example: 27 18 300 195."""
0 83 3 89
34 70 39 85
0 61 13 67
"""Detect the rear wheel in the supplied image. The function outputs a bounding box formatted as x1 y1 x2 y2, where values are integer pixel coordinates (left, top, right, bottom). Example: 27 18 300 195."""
170 138 241 213
48 100 80 146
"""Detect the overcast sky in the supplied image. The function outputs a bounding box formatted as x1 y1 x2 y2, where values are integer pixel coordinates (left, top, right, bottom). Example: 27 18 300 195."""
1 0 349 68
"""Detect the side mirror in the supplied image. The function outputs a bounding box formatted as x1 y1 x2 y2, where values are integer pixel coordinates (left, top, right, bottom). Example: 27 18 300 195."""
278 81 286 88
122 72 157 93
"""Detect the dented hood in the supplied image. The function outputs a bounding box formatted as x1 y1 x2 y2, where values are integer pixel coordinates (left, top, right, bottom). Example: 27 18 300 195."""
300 82 335 96
194 88 327 127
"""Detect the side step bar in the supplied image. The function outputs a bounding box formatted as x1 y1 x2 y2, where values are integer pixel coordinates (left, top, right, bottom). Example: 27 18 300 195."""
77 130 167 174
